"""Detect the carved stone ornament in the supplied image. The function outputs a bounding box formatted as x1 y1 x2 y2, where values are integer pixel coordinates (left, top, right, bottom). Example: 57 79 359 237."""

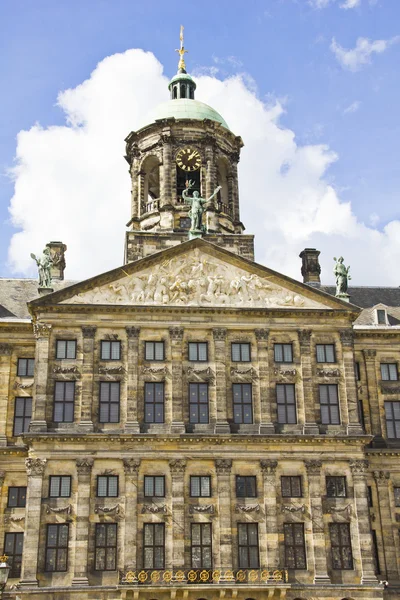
14 381 33 390
25 457 47 477
189 504 215 514
4 515 25 525
169 327 184 341
381 384 400 395
255 329 269 341
281 503 306 514
53 365 79 375
186 366 215 382
340 330 354 347
317 368 341 377
123 458 140 475
126 326 140 339
33 322 52 339
274 368 296 377
323 502 353 519
215 459 232 474
76 457 94 475
305 460 322 475
141 365 170 378
373 470 390 484
45 504 73 515
0 471 5 487
350 459 369 476
81 326 96 338
142 504 168 514
213 328 227 341
99 365 125 375
235 504 260 513
61 249 326 309
230 366 257 379
363 349 377 360
260 460 278 476
0 343 11 355
298 329 312 346
169 459 186 474
95 504 123 515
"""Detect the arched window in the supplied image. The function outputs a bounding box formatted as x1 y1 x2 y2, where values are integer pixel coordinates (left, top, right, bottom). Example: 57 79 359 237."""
180 84 186 98
142 155 160 212
216 157 230 210
189 86 194 99
173 85 178 99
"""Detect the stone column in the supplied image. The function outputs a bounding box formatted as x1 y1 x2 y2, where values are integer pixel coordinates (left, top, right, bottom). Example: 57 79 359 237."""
256 330 274 434
130 156 140 221
0 471 6 553
169 459 186 569
123 458 140 572
305 460 330 583
213 328 230 433
79 326 96 432
230 161 240 225
260 460 278 568
161 134 173 208
340 330 363 435
299 330 318 435
72 458 94 586
169 328 185 434
362 350 382 438
19 458 47 587
125 327 140 433
0 344 12 445
30 323 51 432
372 469 398 582
215 459 232 569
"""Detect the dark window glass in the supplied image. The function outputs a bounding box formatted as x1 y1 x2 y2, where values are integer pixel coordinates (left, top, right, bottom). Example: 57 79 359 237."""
394 487 400 507
143 523 165 569
191 523 212 569
231 343 251 362
284 523 307 569
371 530 381 574
355 362 361 381
281 476 302 498
54 381 75 423
7 486 26 508
100 340 121 361
144 476 165 498
45 524 69 572
49 476 71 498
238 523 259 568
319 384 340 425
233 383 253 424
190 476 211 497
4 532 23 577
276 384 297 424
274 344 293 363
17 358 35 377
97 475 119 498
95 523 117 571
316 344 336 363
144 382 165 424
381 363 398 381
236 476 257 498
13 397 32 436
326 476 347 498
179 217 191 229
99 382 120 423
367 486 373 507
145 341 165 361
330 523 353 570
189 383 209 424
188 342 208 362
385 402 400 439
377 309 387 324
56 340 77 360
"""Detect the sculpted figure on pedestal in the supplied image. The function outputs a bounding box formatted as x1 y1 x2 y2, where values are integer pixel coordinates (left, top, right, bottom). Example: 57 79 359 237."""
182 179 221 236
333 256 351 297
30 247 54 288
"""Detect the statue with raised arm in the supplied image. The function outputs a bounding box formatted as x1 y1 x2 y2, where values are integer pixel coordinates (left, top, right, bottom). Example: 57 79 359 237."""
182 179 221 238
333 256 351 298
30 247 54 289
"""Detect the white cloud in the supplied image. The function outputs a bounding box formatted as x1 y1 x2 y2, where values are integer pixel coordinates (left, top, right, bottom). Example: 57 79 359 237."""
331 36 400 71
309 0 361 8
343 100 361 114
7 49 400 285
340 0 360 8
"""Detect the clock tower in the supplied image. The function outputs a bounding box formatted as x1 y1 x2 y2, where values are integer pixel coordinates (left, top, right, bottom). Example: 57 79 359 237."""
124 27 254 263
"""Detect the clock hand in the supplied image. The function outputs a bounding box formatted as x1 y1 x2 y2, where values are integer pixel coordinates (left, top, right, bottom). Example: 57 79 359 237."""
188 151 196 160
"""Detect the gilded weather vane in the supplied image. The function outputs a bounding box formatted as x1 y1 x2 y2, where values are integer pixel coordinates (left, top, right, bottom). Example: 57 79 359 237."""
175 25 188 72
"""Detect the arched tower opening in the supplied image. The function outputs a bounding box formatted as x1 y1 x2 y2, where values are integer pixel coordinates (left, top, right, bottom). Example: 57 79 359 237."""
141 155 160 213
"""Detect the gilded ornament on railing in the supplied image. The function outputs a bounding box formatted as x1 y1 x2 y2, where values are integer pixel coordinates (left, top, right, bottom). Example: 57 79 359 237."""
188 570 197 582
163 570 173 582
236 569 246 582
175 570 185 582
120 568 288 585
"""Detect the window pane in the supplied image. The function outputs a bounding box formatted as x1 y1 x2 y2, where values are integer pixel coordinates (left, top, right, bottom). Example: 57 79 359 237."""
283 344 293 362
111 341 120 360
389 364 398 380
144 477 154 497
232 343 241 361
325 345 335 363
108 477 118 497
155 477 164 497
66 340 76 359
188 343 197 361
274 344 283 362
101 341 111 360
191 476 200 497
316 345 326 362
155 342 164 361
98 476 108 497
201 476 211 496
60 477 70 497
198 343 207 361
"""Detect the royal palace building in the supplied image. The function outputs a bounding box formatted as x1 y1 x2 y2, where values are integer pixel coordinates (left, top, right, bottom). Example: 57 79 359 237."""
0 32 400 600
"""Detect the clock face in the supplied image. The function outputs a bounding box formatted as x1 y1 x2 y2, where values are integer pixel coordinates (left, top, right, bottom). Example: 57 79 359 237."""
176 147 202 172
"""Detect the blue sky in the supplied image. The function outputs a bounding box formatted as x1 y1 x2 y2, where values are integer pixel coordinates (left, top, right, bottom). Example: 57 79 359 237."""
1 0 400 284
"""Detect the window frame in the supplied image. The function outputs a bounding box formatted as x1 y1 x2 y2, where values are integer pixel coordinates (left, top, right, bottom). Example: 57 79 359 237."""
100 340 121 361
97 475 119 498
53 381 75 423
191 522 212 569
231 342 251 363
232 383 253 424
45 523 69 572
99 381 120 424
190 475 211 498
17 358 35 377
316 343 336 363
49 475 72 498
281 476 302 498
319 384 341 425
188 342 208 362
326 476 347 498
274 343 293 364
329 522 353 570
380 363 398 381
276 383 297 424
384 401 400 439
143 522 165 570
144 475 165 498
55 339 77 360
13 396 32 436
95 522 118 571
236 475 257 498
4 532 23 578
283 522 307 570
394 486 400 507
144 341 165 362
7 486 27 508
189 382 209 424
376 309 387 325
237 522 260 569
144 382 165 424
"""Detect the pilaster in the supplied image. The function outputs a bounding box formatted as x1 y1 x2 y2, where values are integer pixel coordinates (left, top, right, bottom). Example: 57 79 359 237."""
372 468 398 582
0 343 12 445
305 459 330 583
123 458 140 571
299 330 318 434
340 330 363 435
169 328 185 433
260 460 278 568
213 328 230 433
79 326 96 432
255 330 274 434
169 459 186 568
71 458 94 586
30 323 51 432
215 459 232 568
125 327 140 433
362 349 382 438
161 134 173 209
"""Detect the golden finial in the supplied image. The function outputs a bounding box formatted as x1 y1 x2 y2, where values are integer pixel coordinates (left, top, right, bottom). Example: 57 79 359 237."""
175 25 188 72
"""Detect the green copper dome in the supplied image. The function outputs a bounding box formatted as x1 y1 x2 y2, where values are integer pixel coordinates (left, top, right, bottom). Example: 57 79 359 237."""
150 99 230 130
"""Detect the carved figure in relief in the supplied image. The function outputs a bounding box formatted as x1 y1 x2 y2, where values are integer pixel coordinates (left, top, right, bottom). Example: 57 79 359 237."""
333 256 351 297
30 248 53 288
182 179 221 234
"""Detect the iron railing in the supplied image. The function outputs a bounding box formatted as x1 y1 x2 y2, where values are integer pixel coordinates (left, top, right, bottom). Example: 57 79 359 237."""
121 568 288 585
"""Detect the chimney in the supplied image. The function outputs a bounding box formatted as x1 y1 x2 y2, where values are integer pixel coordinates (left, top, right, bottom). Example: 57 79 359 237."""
299 248 321 286
47 241 67 280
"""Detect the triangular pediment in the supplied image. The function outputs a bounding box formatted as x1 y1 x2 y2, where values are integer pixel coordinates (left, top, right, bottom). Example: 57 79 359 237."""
29 239 358 313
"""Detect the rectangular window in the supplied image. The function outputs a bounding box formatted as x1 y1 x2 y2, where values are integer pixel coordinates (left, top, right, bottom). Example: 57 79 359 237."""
45 524 69 572
179 216 191 229
236 475 257 498
238 523 259 568
233 383 253 424
367 486 373 507
190 476 211 497
7 486 27 508
394 487 400 507
319 384 340 425
381 363 398 381
56 340 77 360
99 382 120 423
274 344 293 363
371 529 381 574
97 475 119 498
284 523 307 569
355 362 361 381
188 342 208 362
49 476 71 498
95 523 117 571
143 523 165 569
189 383 209 424
145 341 165 361
54 381 75 423
377 309 387 325
13 397 32 436
17 358 35 377
316 344 336 363
276 384 297 424
330 523 353 570
4 532 23 578
191 523 212 569
326 476 347 498
144 382 165 424
100 340 121 361
385 402 400 439
144 476 165 498
231 343 251 362
281 476 302 498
